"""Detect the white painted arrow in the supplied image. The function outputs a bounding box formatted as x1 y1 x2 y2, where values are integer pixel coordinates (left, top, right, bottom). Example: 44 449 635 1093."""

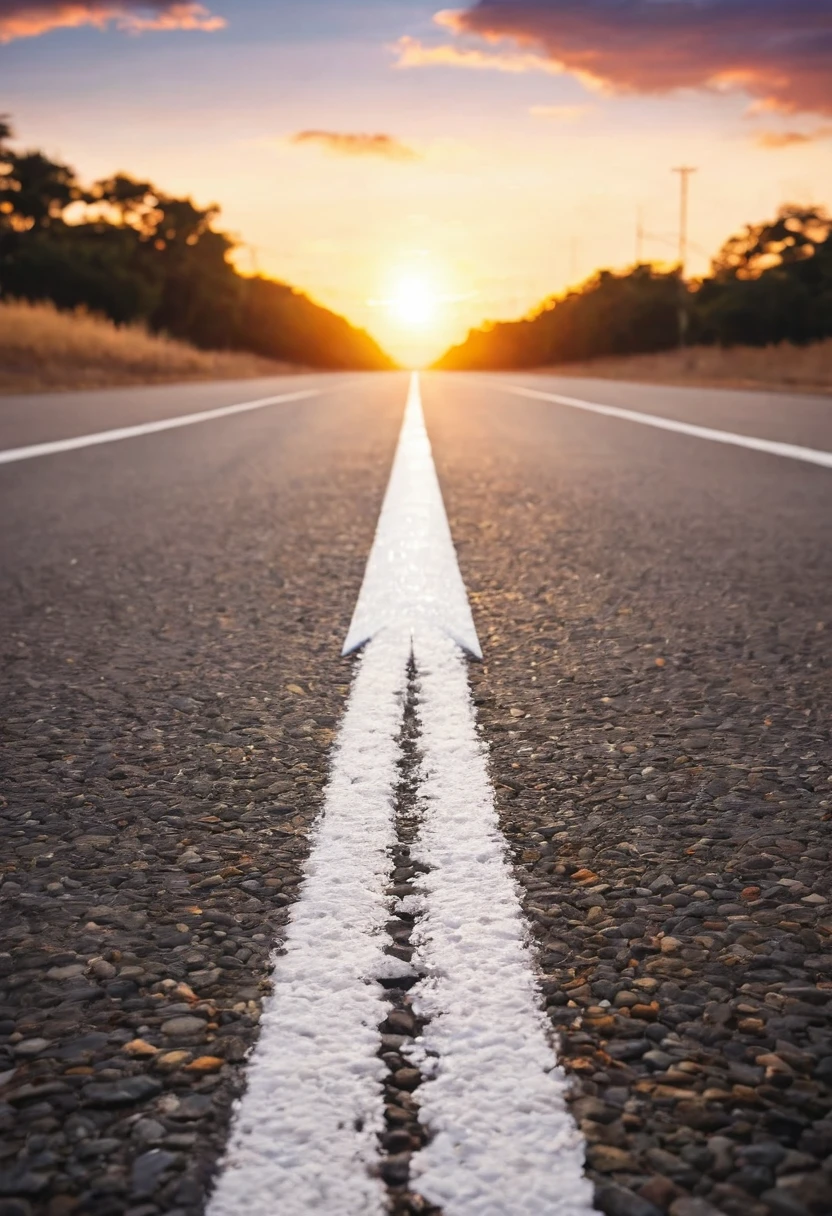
342 374 482 659
209 374 594 1216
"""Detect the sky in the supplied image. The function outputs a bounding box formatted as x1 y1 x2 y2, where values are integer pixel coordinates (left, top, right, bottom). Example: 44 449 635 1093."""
2 0 831 365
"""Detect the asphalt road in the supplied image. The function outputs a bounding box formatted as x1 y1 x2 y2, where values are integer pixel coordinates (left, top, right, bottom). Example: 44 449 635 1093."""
1 371 831 1216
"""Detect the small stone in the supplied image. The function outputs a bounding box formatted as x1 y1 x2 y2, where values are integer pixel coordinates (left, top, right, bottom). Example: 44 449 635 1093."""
588 1144 638 1173
131 1150 179 1199
169 1094 213 1121
639 1177 682 1209
160 1016 206 1038
12 1040 51 1059
83 1076 162 1107
669 1200 724 1216
132 1119 166 1144
392 1068 421 1092
155 1051 192 1071
118 966 146 982
596 1184 663 1216
380 1154 410 1185
384 1010 415 1035
183 1057 224 1074
660 937 681 954
45 964 85 981
122 1040 159 1058
86 958 117 980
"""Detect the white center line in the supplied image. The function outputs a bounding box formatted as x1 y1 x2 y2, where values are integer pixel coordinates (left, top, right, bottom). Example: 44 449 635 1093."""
410 625 594 1215
0 388 323 466
209 372 595 1215
343 373 481 658
208 627 410 1216
497 382 832 470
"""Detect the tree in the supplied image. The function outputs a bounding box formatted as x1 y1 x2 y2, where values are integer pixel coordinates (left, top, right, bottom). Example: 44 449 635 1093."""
0 116 394 370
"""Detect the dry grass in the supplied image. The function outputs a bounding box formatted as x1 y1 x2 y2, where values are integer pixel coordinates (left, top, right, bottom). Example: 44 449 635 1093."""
544 340 832 396
0 299 298 394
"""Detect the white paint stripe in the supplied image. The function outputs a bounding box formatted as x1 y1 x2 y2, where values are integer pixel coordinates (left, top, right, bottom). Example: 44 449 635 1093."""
0 388 322 466
343 372 481 658
209 372 594 1213
208 627 411 1216
408 626 595 1216
499 382 832 470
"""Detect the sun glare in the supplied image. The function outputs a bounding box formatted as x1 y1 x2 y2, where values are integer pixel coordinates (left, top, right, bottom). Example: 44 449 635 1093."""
392 275 435 326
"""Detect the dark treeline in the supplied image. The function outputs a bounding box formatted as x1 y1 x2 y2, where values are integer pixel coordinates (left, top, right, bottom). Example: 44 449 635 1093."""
434 205 832 370
0 119 394 370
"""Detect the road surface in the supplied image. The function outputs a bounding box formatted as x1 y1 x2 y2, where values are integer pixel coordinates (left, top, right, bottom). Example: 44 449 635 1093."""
1 371 831 1216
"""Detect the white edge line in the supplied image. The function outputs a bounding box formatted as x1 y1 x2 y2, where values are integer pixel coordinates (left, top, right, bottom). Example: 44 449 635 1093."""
0 387 324 466
497 382 832 470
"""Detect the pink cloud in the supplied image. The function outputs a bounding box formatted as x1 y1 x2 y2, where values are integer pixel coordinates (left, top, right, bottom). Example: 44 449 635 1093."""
0 1 224 42
426 1 832 116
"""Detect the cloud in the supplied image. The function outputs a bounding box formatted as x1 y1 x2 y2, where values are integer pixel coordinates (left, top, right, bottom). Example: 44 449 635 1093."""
757 127 832 148
290 131 419 161
425 2 832 116
0 1 224 42
393 33 558 74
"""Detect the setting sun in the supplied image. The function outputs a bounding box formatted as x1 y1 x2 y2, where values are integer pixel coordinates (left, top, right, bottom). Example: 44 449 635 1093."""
392 275 436 327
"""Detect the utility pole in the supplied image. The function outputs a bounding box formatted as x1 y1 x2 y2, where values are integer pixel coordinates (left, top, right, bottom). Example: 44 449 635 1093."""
673 166 697 276
636 207 644 265
673 166 697 348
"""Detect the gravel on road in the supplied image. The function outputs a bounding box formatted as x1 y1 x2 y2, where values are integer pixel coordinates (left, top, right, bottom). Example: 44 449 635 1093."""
2 370 831 1216
0 377 404 1215
424 374 832 1216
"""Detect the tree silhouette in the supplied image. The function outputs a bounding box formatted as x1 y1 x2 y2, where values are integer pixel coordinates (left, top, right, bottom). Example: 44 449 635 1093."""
0 117 394 370
435 205 832 370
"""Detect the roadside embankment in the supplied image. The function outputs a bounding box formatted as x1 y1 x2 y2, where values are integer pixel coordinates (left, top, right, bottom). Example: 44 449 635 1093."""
540 341 832 396
0 300 297 394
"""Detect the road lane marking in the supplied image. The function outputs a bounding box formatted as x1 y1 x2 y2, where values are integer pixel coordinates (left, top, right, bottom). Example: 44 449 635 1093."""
210 373 595 1214
208 627 410 1216
499 383 832 470
0 388 322 466
342 373 481 658
409 625 593 1215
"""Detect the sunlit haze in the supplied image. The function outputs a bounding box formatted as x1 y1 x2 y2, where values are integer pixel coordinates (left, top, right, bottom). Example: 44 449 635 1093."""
2 1 831 365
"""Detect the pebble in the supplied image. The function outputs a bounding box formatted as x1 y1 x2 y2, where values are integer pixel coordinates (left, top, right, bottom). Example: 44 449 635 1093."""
0 434 399 1214
160 1016 206 1039
83 1077 163 1107
464 485 832 1216
131 1150 180 1199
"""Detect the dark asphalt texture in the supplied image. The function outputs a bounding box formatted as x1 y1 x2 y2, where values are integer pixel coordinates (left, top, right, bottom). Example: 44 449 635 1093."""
1 371 831 1216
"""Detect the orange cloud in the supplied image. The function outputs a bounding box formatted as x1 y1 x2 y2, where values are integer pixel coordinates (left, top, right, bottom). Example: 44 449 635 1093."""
290 131 419 162
0 1 224 41
430 2 832 116
393 33 559 74
757 127 832 148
